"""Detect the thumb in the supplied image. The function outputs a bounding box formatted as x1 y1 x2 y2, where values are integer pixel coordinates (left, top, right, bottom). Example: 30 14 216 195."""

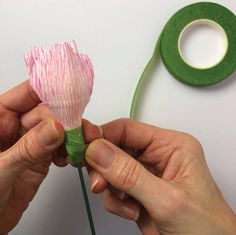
0 119 64 179
85 139 172 216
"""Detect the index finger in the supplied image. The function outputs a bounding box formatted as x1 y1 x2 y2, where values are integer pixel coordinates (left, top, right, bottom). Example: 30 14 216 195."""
101 118 166 150
0 80 41 113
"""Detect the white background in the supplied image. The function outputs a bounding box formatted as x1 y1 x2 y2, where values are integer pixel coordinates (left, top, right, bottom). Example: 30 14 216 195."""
0 0 236 234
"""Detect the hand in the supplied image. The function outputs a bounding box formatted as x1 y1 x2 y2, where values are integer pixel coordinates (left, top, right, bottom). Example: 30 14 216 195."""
0 81 66 235
83 119 236 235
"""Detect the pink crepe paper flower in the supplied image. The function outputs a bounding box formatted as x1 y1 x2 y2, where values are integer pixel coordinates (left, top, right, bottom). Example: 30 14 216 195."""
24 41 94 130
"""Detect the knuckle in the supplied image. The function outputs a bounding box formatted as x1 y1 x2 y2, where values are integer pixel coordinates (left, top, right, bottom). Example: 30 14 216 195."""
14 137 36 165
157 187 188 221
182 132 202 148
115 159 142 192
114 118 131 132
116 118 129 123
172 131 204 160
183 133 205 157
170 187 188 209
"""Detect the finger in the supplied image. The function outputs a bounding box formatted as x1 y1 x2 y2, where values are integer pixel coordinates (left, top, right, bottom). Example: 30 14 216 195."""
0 119 64 179
82 119 103 143
21 104 54 130
83 120 107 192
86 139 173 217
52 144 68 167
0 80 40 113
103 188 140 221
109 186 127 200
101 118 166 150
87 166 107 193
21 104 67 167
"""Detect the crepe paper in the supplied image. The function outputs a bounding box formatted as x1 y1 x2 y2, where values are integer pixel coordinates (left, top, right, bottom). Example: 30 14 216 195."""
25 41 96 235
130 2 236 119
24 40 94 163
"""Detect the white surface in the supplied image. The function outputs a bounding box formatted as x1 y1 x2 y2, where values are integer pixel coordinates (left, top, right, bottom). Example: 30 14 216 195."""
179 20 228 69
0 0 236 235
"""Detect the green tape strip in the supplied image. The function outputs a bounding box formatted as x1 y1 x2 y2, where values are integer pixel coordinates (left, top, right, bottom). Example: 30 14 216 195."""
65 126 87 164
130 2 236 119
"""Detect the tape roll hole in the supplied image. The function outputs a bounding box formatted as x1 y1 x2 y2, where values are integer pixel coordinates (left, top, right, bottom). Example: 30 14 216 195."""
178 19 228 69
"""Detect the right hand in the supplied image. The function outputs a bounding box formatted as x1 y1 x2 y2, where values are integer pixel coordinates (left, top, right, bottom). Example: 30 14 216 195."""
83 119 236 235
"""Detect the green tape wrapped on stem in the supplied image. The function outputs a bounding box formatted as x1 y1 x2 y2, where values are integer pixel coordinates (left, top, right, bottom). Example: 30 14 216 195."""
65 126 87 165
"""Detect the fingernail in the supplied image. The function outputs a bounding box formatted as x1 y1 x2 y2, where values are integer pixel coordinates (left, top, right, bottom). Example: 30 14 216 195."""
38 119 64 146
120 205 140 221
86 140 114 168
98 126 103 137
91 125 103 138
90 171 99 192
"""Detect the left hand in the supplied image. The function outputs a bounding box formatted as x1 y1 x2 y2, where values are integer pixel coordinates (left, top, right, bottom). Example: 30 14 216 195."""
0 81 66 235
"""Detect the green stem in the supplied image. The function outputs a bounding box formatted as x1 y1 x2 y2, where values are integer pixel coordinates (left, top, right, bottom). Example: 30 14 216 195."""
78 164 96 235
65 126 96 235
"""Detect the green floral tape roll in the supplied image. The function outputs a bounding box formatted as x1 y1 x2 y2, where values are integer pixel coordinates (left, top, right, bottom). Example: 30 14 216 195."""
65 126 87 165
130 2 236 119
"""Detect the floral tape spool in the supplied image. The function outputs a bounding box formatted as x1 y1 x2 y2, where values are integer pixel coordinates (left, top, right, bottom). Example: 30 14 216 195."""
130 2 236 119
